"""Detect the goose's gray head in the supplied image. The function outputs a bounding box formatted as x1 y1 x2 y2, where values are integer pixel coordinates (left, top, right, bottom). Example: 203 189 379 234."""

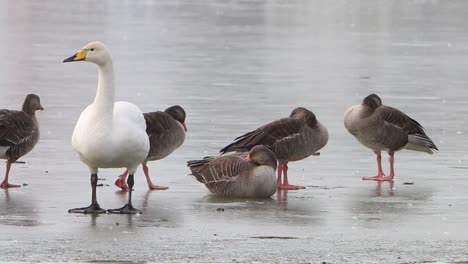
22 94 44 115
245 145 277 171
362 94 382 111
290 107 317 127
63 41 112 66
165 105 187 131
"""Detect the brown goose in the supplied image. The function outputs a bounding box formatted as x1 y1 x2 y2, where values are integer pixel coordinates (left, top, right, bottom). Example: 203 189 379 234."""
344 93 438 181
0 94 43 189
188 145 277 198
220 107 328 190
115 105 186 190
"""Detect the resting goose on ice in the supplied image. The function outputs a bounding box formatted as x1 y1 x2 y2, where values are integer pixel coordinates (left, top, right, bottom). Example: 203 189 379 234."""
63 41 149 214
115 105 187 191
220 107 328 190
0 94 43 188
344 93 438 181
188 145 278 198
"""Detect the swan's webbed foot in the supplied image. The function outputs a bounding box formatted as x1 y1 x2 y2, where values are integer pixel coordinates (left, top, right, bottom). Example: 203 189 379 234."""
68 203 106 214
107 204 142 214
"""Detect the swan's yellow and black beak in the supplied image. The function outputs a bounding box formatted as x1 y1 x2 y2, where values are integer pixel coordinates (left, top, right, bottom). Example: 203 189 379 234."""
63 49 87 63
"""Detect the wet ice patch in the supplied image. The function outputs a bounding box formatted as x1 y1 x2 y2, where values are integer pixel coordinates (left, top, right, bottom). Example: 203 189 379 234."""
392 41 452 47
0 216 42 227
250 236 298 240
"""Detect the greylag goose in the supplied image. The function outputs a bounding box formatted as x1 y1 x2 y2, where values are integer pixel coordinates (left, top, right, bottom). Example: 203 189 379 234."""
188 145 277 198
64 41 149 214
0 94 43 189
115 105 187 191
220 107 328 190
344 93 438 181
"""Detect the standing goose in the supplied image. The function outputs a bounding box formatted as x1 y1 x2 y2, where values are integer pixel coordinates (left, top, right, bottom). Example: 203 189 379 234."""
188 145 278 198
115 105 187 191
220 107 328 190
0 94 43 188
344 93 438 181
63 41 149 214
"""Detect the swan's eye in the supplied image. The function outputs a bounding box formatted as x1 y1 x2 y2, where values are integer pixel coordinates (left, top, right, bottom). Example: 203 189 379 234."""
90 48 94 51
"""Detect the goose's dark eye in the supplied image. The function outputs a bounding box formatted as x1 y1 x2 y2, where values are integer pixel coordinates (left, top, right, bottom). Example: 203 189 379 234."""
90 48 94 51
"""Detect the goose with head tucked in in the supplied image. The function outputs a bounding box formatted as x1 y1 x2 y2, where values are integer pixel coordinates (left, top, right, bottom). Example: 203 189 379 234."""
63 41 149 214
115 105 187 191
344 93 438 181
220 107 328 190
188 145 278 198
0 94 43 189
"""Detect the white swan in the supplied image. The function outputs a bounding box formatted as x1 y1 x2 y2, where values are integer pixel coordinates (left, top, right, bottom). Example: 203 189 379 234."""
63 41 149 214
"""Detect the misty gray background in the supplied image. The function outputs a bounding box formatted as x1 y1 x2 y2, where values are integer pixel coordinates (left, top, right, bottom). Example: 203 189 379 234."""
0 0 467 263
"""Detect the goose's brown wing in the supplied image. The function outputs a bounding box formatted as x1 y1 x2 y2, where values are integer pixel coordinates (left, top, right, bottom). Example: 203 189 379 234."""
143 111 176 136
187 155 249 184
220 118 304 153
377 106 425 135
0 110 35 147
376 106 438 151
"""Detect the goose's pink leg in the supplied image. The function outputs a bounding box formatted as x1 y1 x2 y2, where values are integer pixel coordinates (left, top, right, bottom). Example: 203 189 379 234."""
277 164 283 186
363 152 386 181
379 156 395 181
0 160 21 189
115 170 129 190
143 163 168 190
278 163 306 190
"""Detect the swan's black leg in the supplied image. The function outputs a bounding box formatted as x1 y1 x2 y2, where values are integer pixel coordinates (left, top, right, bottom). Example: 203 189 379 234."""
69 173 106 214
107 174 141 214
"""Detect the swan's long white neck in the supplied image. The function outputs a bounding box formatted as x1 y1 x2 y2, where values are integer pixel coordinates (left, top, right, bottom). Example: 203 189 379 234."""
94 61 115 117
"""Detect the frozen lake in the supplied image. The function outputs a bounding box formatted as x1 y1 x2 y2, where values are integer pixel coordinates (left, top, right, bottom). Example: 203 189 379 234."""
1 0 467 263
